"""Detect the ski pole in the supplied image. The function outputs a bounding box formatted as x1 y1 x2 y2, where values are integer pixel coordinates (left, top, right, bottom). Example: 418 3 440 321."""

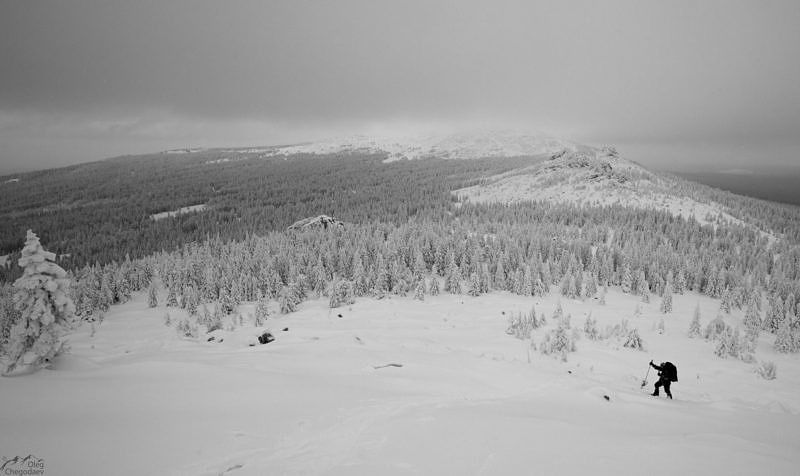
641 364 651 388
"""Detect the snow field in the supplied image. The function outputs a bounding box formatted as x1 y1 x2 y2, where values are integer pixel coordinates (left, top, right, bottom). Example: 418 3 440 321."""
1 287 799 475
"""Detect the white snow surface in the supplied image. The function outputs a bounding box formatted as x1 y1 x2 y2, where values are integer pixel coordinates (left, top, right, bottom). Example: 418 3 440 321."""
2 288 799 475
150 204 207 221
455 149 753 230
263 130 578 162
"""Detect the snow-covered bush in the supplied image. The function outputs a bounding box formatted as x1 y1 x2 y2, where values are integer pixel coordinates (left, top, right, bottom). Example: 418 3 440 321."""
506 306 538 340
3 230 76 374
540 322 576 361
176 318 198 338
755 360 777 380
163 312 171 327
329 280 355 308
254 294 270 326
623 328 645 351
583 313 599 341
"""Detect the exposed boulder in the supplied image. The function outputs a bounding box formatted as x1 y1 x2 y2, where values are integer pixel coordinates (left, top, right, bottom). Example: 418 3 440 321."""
287 215 345 231
258 331 275 344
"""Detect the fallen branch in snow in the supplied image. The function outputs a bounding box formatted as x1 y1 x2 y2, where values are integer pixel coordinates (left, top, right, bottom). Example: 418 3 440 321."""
373 363 403 369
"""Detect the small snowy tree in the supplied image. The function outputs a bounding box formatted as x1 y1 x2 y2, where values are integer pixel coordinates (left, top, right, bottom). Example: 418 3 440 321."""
4 231 76 374
147 281 158 308
165 285 178 308
743 299 761 341
413 280 426 301
541 321 577 361
659 283 673 314
254 293 270 326
468 272 481 297
774 319 797 353
429 276 440 296
583 313 599 341
688 304 702 338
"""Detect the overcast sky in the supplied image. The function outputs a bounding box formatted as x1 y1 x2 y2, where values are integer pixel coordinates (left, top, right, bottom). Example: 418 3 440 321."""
1 0 799 174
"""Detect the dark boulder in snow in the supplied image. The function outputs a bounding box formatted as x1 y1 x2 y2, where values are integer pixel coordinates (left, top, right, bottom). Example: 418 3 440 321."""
258 332 275 344
287 215 345 231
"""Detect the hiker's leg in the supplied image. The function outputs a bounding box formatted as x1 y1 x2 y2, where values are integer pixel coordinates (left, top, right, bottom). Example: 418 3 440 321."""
652 380 661 396
664 381 672 399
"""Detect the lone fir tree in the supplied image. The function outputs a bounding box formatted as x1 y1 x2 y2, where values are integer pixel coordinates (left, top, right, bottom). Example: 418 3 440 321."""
4 231 76 374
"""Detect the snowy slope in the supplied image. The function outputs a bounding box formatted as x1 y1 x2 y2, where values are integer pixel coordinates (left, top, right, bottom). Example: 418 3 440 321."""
2 287 798 475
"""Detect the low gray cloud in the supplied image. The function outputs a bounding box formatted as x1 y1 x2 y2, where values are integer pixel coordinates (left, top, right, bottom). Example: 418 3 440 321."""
1 0 799 173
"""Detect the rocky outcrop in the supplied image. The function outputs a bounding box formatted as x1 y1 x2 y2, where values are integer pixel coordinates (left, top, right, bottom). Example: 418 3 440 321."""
287 215 345 231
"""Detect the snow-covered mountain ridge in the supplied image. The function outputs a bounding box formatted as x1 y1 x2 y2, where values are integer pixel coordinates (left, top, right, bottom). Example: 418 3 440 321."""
166 130 580 162
455 146 767 234
264 130 580 161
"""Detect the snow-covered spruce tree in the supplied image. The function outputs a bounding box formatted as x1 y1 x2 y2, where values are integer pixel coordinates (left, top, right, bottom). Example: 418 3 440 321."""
165 283 178 308
720 287 733 314
413 280 425 301
714 326 732 358
743 299 761 341
254 293 270 326
429 275 441 296
441 250 459 295
599 286 607 305
182 285 199 316
704 313 726 340
468 272 481 297
506 309 537 340
623 327 645 350
329 280 354 308
540 320 577 361
279 285 299 314
659 282 673 314
3 230 76 374
688 303 702 338
621 265 632 294
528 305 539 329
583 313 599 341
147 281 158 308
774 319 797 353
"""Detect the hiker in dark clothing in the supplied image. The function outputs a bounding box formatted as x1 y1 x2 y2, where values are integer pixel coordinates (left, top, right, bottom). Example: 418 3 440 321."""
650 360 678 399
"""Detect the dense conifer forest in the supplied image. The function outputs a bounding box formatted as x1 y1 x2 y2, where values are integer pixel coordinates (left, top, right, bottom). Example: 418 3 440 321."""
0 151 532 280
2 151 800 356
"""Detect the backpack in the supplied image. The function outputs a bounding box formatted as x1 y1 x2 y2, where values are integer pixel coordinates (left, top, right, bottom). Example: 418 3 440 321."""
662 362 678 382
